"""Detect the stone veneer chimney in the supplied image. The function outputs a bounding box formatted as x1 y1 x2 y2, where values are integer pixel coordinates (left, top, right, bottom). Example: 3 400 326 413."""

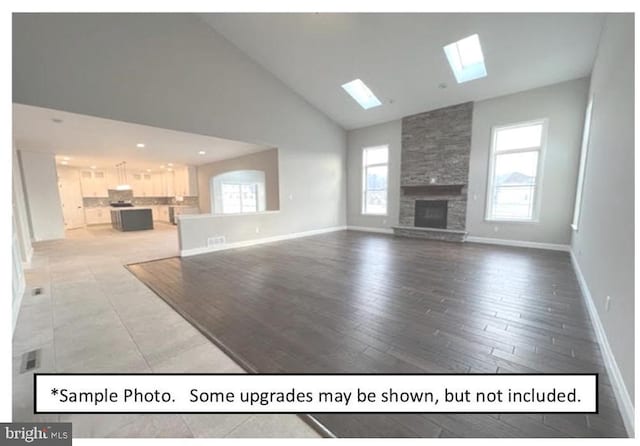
393 102 473 242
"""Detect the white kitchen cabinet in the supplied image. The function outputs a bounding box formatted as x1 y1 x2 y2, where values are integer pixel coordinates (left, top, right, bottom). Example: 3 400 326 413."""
80 170 109 197
131 172 154 197
158 205 170 222
163 171 175 197
151 173 165 197
84 207 111 225
104 168 119 191
173 166 198 197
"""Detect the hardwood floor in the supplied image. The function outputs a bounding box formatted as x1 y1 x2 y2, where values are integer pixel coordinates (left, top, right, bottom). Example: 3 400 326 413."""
127 230 627 437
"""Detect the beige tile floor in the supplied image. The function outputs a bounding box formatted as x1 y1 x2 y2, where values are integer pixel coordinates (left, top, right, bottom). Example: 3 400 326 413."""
12 223 320 438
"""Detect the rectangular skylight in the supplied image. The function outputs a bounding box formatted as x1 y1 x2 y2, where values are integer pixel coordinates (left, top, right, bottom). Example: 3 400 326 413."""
443 34 487 83
341 79 382 110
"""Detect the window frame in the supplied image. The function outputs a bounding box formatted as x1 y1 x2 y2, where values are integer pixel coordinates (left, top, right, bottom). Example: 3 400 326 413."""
571 95 594 231
485 118 548 223
361 145 389 216
221 182 259 215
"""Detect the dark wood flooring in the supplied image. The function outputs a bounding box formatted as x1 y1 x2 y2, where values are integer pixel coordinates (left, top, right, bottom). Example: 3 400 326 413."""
127 230 627 437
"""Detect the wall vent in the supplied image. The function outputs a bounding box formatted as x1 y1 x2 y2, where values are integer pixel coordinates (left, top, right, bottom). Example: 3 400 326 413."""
20 349 40 373
207 236 226 247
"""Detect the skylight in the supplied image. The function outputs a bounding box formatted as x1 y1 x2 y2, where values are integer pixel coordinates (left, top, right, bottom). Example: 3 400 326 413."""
443 34 487 83
341 79 382 110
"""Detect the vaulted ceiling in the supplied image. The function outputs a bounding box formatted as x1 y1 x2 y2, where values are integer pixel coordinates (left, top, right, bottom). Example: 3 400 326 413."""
201 13 604 130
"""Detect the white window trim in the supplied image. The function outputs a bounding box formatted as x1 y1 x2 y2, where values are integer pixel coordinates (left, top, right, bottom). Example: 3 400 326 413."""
484 118 549 223
361 145 389 216
571 95 594 231
221 182 259 215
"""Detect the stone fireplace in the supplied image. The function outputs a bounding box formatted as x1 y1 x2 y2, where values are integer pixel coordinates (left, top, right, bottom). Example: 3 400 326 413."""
392 102 472 242
415 200 447 229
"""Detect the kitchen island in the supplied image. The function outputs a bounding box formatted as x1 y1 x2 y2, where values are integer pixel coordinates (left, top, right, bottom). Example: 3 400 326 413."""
110 207 154 231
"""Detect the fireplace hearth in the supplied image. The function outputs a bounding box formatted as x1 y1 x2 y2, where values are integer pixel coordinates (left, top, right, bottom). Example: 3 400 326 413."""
415 200 448 229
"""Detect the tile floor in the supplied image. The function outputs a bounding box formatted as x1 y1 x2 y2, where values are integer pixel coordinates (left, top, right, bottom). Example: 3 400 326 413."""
12 223 319 438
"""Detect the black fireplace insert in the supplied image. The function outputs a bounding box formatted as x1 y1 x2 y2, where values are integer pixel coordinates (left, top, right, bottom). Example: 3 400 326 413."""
414 200 448 229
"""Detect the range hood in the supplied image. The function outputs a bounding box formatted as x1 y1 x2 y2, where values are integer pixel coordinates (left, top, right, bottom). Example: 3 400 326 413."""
115 161 132 190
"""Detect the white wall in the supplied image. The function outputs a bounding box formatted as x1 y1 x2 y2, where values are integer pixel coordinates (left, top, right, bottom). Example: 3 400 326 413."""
571 13 634 411
466 78 589 245
12 142 33 263
18 150 65 241
13 13 346 251
346 120 401 230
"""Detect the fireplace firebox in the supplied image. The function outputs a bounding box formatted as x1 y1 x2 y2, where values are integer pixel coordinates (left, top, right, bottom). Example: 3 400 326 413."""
415 200 448 229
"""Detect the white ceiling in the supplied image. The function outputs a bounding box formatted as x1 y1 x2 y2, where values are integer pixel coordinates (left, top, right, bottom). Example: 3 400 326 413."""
201 13 605 130
13 104 270 171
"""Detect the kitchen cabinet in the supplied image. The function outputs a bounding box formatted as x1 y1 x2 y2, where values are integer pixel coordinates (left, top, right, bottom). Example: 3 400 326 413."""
173 166 198 197
158 205 170 222
131 172 154 197
80 170 109 197
84 207 111 225
152 173 165 197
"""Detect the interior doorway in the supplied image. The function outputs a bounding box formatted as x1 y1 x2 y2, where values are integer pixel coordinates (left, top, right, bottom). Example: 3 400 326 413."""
57 166 85 229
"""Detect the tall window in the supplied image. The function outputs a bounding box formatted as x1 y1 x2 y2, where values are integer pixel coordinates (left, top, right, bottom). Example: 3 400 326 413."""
571 96 594 231
362 145 389 215
221 183 258 214
486 119 547 222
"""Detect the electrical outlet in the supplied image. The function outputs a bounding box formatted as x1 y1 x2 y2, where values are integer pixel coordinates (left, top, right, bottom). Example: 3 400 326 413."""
605 295 612 312
256 226 260 234
493 226 499 233
289 194 293 200
382 219 387 225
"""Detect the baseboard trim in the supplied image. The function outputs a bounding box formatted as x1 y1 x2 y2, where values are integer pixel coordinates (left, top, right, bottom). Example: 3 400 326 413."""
570 250 634 437
347 226 394 235
180 226 348 257
466 236 570 252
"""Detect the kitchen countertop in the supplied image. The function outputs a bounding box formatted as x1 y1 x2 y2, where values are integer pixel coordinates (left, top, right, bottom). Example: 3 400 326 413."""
110 207 153 212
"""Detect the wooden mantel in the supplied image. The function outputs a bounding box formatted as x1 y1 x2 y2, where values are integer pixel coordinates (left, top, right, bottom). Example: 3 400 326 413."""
400 184 465 196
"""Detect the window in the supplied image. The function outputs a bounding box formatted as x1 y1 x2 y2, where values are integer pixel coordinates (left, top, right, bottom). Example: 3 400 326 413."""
221 183 258 214
486 119 547 222
443 34 487 83
571 96 594 231
341 79 382 110
362 146 389 215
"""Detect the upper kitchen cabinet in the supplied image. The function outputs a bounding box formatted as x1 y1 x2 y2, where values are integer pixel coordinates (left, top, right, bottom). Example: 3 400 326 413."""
173 166 198 197
80 169 108 197
131 172 154 197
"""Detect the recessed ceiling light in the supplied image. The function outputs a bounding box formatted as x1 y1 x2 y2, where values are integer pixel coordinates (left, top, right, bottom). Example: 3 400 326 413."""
160 165 165 168
136 143 145 148
90 165 96 169
167 168 173 172
341 79 382 110
61 161 68 165
62 156 70 161
167 163 174 167
146 169 151 172
443 34 487 83
198 151 206 155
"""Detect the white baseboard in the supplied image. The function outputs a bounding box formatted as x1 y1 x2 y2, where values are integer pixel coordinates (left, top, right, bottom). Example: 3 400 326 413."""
466 235 570 252
347 226 394 235
180 226 347 257
570 250 634 437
